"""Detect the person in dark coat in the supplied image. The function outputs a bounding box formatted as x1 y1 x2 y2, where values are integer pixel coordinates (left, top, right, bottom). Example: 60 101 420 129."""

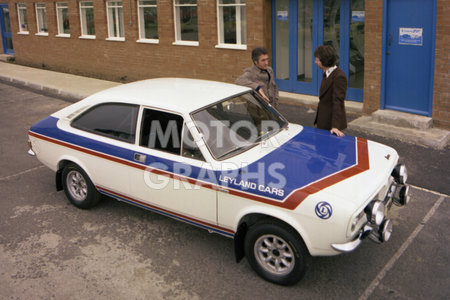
236 47 279 107
314 45 348 137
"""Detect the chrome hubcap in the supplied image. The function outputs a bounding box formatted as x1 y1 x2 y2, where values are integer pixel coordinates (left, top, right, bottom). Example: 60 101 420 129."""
67 170 87 201
254 234 295 275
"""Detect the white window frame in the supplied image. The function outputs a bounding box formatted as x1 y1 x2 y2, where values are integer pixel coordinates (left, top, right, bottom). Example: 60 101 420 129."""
106 1 125 41
35 3 48 36
173 0 198 46
79 1 95 39
17 3 29 34
216 0 247 50
56 2 70 37
137 0 158 44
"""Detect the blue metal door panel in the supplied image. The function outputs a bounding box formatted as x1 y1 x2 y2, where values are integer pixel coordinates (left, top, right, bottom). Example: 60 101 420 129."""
0 4 14 55
383 0 435 116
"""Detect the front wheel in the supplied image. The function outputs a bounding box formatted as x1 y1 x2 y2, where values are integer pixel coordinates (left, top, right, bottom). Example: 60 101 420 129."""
244 220 308 285
62 163 101 209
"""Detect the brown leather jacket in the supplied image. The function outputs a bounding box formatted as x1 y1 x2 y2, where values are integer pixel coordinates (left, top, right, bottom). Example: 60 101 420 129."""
236 65 279 107
314 67 348 130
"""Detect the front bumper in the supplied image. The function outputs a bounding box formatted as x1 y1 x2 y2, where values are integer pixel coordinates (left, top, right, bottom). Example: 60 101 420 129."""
332 164 409 253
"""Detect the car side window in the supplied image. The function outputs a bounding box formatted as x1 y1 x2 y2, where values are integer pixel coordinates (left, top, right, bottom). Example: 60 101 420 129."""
181 126 205 161
140 108 184 155
71 103 139 143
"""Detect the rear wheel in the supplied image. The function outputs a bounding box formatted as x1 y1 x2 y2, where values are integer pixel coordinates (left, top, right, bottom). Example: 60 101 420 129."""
62 163 101 209
244 220 308 285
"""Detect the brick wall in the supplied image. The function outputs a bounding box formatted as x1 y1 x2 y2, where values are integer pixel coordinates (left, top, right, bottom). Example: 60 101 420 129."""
9 0 269 83
433 0 450 129
362 0 383 115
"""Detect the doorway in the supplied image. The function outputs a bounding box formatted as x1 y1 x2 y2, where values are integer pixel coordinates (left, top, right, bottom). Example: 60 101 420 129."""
272 0 365 102
0 4 13 55
381 0 435 116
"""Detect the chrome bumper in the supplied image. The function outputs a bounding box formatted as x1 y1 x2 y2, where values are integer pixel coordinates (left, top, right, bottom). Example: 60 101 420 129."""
332 164 409 253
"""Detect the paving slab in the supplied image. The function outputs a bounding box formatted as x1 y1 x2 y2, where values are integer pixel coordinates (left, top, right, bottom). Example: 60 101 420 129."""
349 116 450 150
0 61 120 100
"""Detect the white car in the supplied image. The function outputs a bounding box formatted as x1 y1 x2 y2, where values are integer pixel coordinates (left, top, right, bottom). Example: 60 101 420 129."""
28 78 409 285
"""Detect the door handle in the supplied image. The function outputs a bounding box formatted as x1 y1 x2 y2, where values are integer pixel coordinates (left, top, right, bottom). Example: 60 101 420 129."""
386 33 392 55
134 153 146 163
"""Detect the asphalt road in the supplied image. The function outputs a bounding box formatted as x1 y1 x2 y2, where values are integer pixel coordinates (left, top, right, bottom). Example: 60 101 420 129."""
0 82 449 299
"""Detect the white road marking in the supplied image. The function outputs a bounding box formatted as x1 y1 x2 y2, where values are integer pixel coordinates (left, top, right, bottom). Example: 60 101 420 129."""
409 184 449 197
0 165 45 181
359 194 446 300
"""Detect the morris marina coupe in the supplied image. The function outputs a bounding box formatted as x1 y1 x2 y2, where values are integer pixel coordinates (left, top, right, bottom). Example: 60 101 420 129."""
28 78 410 285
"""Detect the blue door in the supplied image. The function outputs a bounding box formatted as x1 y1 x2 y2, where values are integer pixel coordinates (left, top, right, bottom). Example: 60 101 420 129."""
0 4 14 55
382 0 435 116
272 0 365 102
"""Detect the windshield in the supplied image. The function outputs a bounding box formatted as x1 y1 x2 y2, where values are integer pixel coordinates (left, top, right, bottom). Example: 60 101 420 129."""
191 91 288 160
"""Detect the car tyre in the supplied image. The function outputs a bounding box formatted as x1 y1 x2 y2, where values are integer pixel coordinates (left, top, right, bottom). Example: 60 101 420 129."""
62 163 101 209
244 220 308 285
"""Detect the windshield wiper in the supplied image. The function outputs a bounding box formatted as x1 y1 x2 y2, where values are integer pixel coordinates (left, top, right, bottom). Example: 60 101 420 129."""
216 142 259 160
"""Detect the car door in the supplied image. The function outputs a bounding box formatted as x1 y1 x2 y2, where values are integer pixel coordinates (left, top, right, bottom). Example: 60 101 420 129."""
128 107 218 226
65 102 140 195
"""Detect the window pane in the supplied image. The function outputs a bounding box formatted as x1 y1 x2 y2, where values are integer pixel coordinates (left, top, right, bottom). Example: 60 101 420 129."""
192 92 286 160
323 0 340 64
297 0 313 82
57 3 70 34
275 0 289 80
107 1 124 38
223 6 236 43
239 5 246 44
72 104 139 143
18 4 28 32
179 6 198 41
349 0 364 89
36 4 48 33
80 2 95 36
140 109 184 155
2 7 11 32
142 6 158 39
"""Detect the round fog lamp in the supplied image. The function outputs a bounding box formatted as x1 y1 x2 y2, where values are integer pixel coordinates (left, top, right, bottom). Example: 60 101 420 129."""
370 201 385 226
399 164 408 184
399 185 410 206
381 219 393 242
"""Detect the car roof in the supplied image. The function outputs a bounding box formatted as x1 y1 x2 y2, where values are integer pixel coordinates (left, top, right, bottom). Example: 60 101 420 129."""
83 78 251 114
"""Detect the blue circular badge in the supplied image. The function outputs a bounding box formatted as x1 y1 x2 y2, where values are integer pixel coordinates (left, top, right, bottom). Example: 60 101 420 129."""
315 201 333 219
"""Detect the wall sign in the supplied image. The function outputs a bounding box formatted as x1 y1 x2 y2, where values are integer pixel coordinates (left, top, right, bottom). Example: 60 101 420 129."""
399 27 423 46
352 11 365 23
277 11 288 21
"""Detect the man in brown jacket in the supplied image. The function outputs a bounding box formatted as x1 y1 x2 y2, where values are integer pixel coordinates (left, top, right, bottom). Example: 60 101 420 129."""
314 45 348 137
236 47 279 107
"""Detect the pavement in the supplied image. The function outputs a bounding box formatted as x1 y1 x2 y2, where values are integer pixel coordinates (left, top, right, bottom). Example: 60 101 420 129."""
0 57 449 149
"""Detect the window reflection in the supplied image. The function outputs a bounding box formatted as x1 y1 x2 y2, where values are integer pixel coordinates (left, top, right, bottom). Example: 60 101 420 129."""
275 0 289 80
323 0 340 64
297 0 313 82
349 0 364 89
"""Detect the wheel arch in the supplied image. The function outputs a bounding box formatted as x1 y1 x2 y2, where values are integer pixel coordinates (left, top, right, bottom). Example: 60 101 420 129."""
55 157 94 191
234 211 311 263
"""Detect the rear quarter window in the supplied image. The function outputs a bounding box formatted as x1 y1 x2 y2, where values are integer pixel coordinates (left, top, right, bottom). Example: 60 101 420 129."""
71 103 139 143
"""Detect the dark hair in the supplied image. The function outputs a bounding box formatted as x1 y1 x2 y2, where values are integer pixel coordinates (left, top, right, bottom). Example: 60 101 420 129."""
314 45 337 67
252 47 268 63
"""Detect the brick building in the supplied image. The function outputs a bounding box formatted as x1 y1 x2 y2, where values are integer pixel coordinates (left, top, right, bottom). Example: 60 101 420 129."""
0 0 448 129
